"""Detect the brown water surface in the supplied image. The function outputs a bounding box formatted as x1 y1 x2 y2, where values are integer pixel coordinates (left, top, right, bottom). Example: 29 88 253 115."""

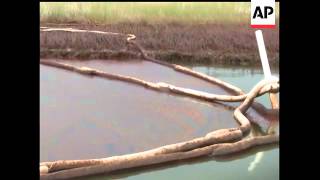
40 60 241 162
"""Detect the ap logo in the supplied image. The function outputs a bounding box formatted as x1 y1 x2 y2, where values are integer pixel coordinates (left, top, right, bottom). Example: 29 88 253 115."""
251 0 276 28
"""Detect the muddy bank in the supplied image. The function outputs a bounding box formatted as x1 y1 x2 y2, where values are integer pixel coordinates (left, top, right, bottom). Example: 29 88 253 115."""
40 22 279 66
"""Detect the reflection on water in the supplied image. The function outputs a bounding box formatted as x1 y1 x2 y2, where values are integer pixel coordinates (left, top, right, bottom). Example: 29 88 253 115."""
61 59 232 95
40 60 279 180
189 65 279 108
248 151 264 172
40 61 238 162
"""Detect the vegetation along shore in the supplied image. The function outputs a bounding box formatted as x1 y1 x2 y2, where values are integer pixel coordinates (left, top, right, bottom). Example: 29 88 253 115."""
40 2 279 66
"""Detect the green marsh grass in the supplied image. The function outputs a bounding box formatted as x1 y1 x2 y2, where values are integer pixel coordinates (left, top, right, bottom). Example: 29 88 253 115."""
40 2 279 25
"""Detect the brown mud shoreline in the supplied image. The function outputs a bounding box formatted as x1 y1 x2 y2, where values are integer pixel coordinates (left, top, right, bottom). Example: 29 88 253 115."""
40 22 279 67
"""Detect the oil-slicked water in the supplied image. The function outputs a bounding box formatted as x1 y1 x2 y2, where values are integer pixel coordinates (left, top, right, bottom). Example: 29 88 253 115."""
40 59 279 180
40 61 238 162
189 65 279 134
60 59 232 95
59 59 277 132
